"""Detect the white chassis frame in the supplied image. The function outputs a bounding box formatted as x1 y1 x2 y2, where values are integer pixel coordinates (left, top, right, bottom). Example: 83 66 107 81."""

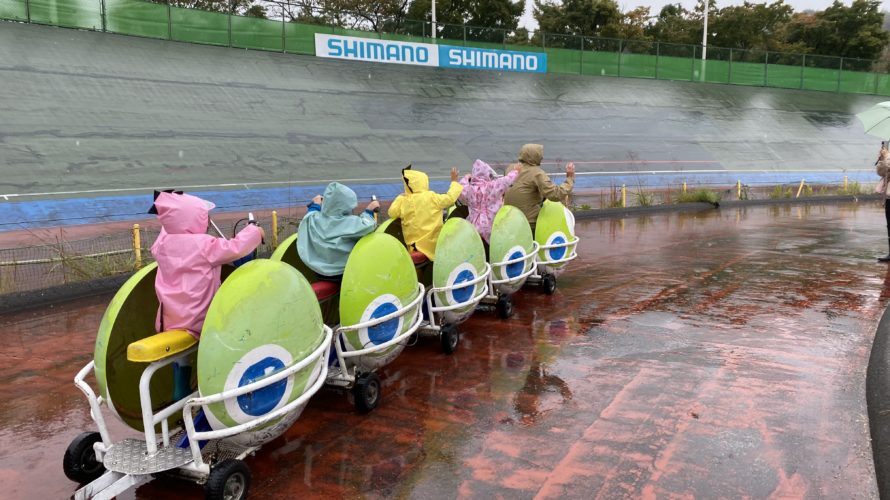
325 282 426 389
481 242 541 308
72 326 333 499
416 263 491 337
527 236 580 284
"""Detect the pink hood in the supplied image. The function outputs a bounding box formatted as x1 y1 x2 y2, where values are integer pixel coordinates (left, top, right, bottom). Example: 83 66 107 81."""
150 192 260 338
459 159 518 242
153 192 215 234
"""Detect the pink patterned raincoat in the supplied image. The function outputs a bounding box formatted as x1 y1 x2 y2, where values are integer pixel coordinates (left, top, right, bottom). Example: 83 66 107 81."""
459 159 519 243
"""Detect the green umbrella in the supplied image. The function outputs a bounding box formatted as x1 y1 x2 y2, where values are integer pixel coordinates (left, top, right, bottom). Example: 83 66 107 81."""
857 101 890 141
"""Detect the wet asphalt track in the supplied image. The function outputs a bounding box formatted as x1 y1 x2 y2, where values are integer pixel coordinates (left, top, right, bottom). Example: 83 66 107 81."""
1 203 886 498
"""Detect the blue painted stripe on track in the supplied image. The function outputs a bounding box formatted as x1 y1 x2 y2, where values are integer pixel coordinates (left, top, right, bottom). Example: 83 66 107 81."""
0 171 877 232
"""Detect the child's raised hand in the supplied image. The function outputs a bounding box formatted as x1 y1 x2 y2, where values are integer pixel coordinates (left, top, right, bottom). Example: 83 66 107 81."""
566 162 576 179
367 199 380 211
451 167 459 182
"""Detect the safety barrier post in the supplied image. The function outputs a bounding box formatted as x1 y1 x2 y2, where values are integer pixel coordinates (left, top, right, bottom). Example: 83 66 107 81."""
167 3 172 40
132 224 142 269
728 48 732 83
25 0 30 23
579 36 584 75
655 42 660 80
621 184 626 208
271 211 279 249
99 0 106 31
837 58 843 93
617 39 622 77
844 176 848 191
800 54 805 90
764 51 769 86
682 181 687 194
281 10 285 53
737 180 741 200
796 179 805 198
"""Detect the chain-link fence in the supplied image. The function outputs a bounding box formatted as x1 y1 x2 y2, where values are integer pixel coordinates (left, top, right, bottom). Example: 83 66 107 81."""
0 178 878 295
0 213 302 294
3 0 890 95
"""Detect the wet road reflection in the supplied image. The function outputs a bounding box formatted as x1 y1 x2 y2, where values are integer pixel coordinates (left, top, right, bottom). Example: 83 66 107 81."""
1 203 886 498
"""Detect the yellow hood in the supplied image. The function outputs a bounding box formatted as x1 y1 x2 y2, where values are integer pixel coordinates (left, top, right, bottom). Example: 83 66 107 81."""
402 167 430 194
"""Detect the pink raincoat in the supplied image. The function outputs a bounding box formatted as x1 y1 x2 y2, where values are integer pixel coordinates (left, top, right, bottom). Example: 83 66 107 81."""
459 159 519 242
150 192 262 338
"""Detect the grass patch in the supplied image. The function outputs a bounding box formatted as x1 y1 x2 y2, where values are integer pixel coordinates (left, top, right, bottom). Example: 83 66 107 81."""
838 181 863 196
675 189 721 204
768 185 793 199
635 190 656 207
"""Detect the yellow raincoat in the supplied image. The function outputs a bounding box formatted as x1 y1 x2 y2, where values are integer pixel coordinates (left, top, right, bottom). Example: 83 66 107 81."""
388 168 462 260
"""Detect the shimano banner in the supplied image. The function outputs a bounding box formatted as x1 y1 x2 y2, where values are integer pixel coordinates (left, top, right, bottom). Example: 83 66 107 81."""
315 34 547 73
316 34 438 67
438 46 546 73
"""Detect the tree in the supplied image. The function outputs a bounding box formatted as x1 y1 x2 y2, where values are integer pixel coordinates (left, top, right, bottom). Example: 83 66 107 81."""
406 0 524 31
601 6 651 41
708 1 794 51
157 0 266 17
532 0 621 37
646 4 699 45
785 0 889 59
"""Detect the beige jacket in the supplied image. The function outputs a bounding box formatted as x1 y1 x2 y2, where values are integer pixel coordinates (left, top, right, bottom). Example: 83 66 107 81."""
878 158 890 199
503 144 574 224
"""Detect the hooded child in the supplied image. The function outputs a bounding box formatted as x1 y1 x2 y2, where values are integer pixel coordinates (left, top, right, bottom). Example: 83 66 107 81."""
297 182 379 280
150 191 263 339
459 159 520 243
388 166 462 261
503 144 575 228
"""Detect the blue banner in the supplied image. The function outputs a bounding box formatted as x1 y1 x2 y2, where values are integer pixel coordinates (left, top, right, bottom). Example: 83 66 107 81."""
316 34 547 73
438 45 547 73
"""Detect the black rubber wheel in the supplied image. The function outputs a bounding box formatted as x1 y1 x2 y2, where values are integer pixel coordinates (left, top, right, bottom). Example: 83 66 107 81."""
353 372 381 414
205 459 251 500
63 432 105 484
496 294 514 319
440 324 459 354
542 274 557 295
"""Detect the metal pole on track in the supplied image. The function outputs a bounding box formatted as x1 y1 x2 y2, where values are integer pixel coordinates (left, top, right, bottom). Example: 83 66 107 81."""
431 0 436 40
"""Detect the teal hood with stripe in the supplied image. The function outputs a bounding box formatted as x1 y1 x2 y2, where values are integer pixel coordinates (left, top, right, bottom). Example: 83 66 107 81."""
297 182 376 277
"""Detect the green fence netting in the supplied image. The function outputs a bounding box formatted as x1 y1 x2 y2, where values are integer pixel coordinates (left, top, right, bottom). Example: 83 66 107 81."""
3 0 890 96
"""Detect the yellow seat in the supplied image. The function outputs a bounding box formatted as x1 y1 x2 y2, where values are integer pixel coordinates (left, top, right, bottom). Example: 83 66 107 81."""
127 329 197 362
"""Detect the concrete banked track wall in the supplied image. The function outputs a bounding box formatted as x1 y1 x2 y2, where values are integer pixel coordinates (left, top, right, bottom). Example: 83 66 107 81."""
0 21 886 225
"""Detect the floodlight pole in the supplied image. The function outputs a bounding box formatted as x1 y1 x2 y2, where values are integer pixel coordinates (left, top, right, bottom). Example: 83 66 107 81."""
701 0 710 81
431 0 437 39
701 2 709 61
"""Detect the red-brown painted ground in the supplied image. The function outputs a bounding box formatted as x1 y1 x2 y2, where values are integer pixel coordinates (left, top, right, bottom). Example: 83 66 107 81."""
1 203 885 499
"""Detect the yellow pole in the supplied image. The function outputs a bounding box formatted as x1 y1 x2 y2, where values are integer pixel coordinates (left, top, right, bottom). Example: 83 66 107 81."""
621 184 626 208
844 176 848 191
132 224 142 269
271 211 279 249
796 179 805 198
737 180 741 200
682 181 687 194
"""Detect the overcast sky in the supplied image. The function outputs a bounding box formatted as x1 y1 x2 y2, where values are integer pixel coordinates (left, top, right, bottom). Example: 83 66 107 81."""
518 0 879 31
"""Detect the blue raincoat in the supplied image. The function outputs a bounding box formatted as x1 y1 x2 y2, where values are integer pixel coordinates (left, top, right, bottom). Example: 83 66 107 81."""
297 182 376 277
